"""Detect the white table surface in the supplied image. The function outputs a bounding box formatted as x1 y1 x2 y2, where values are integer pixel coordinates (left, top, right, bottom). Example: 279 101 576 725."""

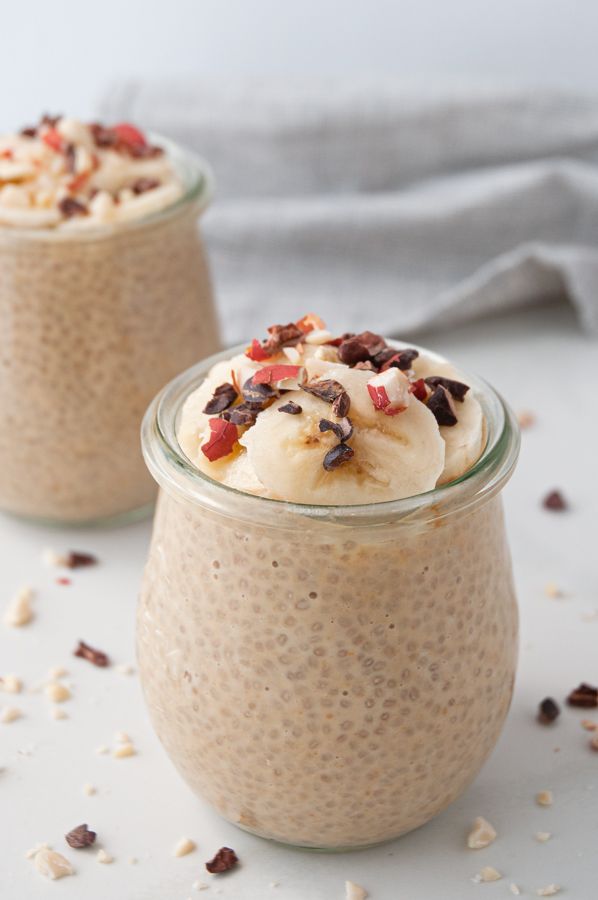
1 302 596 900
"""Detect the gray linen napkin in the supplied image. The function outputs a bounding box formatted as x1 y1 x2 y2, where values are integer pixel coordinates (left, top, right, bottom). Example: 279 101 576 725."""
100 81 598 344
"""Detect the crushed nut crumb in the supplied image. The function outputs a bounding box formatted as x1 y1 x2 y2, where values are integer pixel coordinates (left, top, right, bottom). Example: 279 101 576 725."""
535 831 552 842
472 866 502 883
83 783 96 796
581 719 598 731
517 411 535 429
1 706 23 723
25 842 50 859
116 663 135 676
173 837 196 857
44 682 71 703
51 706 68 720
536 790 553 807
34 848 74 879
510 885 521 896
345 880 368 900
97 848 113 864
544 582 565 599
112 741 136 759
96 745 109 755
0 674 22 693
467 816 497 849
47 666 68 679
114 730 131 744
4 586 34 627
536 886 560 897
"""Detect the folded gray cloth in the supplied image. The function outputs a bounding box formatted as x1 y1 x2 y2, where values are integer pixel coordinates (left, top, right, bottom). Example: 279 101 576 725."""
101 81 598 344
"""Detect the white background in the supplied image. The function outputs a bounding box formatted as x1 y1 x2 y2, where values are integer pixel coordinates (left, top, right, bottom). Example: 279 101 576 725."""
1 0 598 131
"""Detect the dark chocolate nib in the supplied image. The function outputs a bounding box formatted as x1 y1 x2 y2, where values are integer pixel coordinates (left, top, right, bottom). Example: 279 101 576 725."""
65 824 96 849
203 382 238 415
323 442 354 471
537 697 560 724
205 846 239 874
567 683 598 708
319 417 353 442
426 385 458 427
278 401 303 415
301 379 346 404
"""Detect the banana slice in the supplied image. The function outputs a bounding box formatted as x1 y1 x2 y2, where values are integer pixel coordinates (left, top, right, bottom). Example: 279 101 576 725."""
241 363 445 504
411 357 485 484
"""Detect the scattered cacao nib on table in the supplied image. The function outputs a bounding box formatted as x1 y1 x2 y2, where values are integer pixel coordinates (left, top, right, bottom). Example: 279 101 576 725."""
538 698 560 725
205 846 239 874
567 683 598 708
74 640 110 668
65 551 98 569
58 197 88 218
543 490 568 512
65 824 96 849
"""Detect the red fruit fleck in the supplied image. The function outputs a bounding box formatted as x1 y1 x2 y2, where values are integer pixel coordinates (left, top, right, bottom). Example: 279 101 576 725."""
295 313 326 334
201 418 238 462
245 339 272 362
368 382 390 410
113 123 147 148
0 148 13 159
410 378 428 401
253 365 301 385
66 171 90 193
56 577 71 586
42 128 63 152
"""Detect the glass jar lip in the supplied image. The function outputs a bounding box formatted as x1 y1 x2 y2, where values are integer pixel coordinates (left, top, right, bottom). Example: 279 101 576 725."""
142 341 521 526
0 133 213 243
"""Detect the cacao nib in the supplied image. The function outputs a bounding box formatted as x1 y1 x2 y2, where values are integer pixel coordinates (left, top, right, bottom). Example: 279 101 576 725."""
205 847 239 874
337 331 386 365
567 683 598 708
132 177 160 194
543 490 568 511
222 404 257 427
331 390 351 417
40 113 62 128
426 385 458 427
278 401 303 415
242 376 276 410
64 143 76 174
65 551 98 568
58 197 88 218
301 379 346 404
20 126 37 138
326 332 355 348
203 383 238 415
263 322 304 354
319 417 353 442
65 824 96 849
90 123 118 148
424 375 470 402
74 640 110 668
323 442 354 471
538 697 560 724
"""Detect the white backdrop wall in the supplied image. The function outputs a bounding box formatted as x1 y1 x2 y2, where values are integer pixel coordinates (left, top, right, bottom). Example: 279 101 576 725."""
0 0 597 131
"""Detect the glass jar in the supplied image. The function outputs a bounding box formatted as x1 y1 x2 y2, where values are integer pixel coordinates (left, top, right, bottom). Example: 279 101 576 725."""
0 139 219 525
138 345 520 849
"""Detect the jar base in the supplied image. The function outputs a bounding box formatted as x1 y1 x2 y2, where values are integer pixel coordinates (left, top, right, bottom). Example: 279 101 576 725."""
0 500 155 530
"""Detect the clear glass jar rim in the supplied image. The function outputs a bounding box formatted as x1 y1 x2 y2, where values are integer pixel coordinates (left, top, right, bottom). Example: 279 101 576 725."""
0 133 213 243
142 341 521 528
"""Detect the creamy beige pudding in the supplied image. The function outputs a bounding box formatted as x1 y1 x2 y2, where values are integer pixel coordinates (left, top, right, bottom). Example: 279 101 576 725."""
139 318 520 848
0 115 218 522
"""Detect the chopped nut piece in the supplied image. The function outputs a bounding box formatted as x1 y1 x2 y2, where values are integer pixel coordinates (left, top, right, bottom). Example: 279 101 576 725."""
65 823 96 849
0 674 22 694
536 790 553 807
51 706 68 720
96 745 109 755
473 866 502 883
535 831 552 842
97 848 113 864
581 719 598 731
205 846 239 874
4 586 34 627
1 706 23 723
173 837 197 857
83 783 96 796
536 886 560 897
345 881 368 900
128 857 138 865
74 640 110 667
113 742 136 758
544 582 565 599
538 697 560 724
116 663 135 676
467 816 497 849
114 730 131 744
45 682 71 703
510 885 522 896
34 848 74 879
